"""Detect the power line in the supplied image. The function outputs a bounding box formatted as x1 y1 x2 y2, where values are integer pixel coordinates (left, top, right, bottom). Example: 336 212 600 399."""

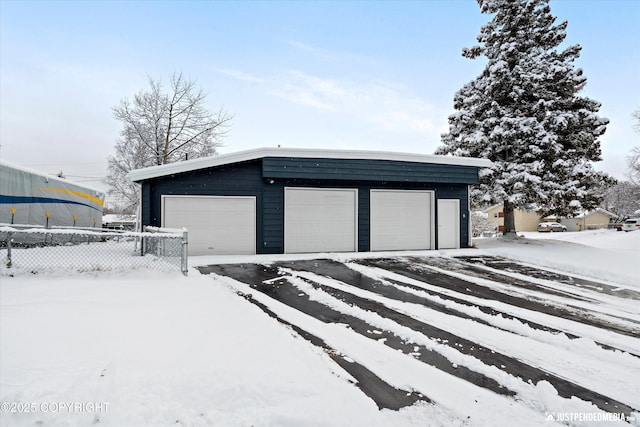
24 162 107 167
64 175 106 180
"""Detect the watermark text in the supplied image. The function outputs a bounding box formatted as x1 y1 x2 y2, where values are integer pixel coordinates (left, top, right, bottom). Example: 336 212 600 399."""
1 401 110 414
546 412 634 423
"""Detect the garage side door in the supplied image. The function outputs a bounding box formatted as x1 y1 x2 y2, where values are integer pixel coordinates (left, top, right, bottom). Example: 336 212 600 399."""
162 196 256 255
370 190 433 251
437 199 460 249
284 188 357 253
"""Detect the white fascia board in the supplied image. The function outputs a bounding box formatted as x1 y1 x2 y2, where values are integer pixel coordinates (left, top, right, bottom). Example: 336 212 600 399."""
126 147 493 182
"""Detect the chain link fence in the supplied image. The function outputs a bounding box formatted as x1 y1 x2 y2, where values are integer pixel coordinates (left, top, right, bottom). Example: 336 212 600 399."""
0 225 188 276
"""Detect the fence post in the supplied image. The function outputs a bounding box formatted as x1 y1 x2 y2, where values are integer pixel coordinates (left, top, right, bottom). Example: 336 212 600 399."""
181 229 188 276
141 226 148 257
5 232 12 268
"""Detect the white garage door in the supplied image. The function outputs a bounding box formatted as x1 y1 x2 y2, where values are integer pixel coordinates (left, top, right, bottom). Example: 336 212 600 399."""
370 189 434 251
162 196 256 255
285 188 357 253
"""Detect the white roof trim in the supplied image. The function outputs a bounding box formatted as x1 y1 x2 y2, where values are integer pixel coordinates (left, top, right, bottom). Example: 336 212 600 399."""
127 147 492 182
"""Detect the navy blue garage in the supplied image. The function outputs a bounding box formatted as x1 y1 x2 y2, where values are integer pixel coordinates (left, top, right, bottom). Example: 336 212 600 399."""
128 148 491 255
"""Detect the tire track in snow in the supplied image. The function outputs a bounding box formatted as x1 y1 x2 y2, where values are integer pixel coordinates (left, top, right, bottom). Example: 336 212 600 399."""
458 255 640 301
390 256 640 356
198 263 427 410
237 291 428 411
199 264 515 398
282 259 572 336
207 268 562 426
350 258 640 357
361 258 638 338
421 256 640 327
276 262 635 416
200 261 636 417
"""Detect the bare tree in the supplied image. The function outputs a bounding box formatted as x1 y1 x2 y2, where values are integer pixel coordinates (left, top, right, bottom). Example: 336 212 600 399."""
470 211 498 237
601 112 640 219
628 109 640 188
602 180 640 220
106 73 232 213
627 146 640 186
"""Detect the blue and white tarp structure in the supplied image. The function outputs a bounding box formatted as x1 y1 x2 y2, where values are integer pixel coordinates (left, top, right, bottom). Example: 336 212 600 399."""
0 160 105 228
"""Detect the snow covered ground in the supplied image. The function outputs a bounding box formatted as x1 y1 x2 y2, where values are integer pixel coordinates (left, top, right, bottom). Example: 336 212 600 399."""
475 229 640 288
1 230 638 426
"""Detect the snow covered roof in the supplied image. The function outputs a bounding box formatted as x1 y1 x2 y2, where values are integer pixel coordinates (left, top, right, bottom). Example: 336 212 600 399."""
482 204 503 213
127 147 493 182
482 203 539 213
575 208 616 219
102 214 137 224
0 159 105 195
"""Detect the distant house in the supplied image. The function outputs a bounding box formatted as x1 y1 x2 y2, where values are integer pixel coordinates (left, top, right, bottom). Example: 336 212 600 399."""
483 205 541 232
562 208 616 231
540 208 615 232
102 214 137 230
483 205 616 233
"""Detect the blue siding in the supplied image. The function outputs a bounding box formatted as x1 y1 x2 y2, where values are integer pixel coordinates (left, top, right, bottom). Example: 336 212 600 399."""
262 184 283 254
358 189 370 252
140 157 475 253
262 157 480 184
255 179 470 253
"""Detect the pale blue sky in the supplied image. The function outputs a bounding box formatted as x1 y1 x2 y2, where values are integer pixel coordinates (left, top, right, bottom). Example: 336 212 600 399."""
1 0 638 193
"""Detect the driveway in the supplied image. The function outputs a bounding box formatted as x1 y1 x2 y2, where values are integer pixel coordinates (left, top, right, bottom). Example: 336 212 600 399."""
198 255 640 419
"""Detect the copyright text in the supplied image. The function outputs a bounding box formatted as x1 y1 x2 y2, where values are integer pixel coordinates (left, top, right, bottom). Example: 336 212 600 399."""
1 401 110 414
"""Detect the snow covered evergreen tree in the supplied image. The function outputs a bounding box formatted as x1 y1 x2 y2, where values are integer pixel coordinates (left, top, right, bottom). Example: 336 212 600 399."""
436 0 611 236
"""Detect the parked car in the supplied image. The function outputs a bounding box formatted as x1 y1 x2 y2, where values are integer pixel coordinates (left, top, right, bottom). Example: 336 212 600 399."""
537 222 567 232
622 218 640 232
608 222 624 231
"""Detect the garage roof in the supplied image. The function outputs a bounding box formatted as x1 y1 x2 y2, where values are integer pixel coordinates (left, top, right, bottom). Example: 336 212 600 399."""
127 147 492 182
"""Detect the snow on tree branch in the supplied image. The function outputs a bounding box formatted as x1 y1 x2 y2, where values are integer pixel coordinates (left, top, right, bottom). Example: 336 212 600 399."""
437 0 612 235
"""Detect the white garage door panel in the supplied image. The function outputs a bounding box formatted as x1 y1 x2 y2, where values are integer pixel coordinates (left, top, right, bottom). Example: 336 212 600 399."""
163 196 255 255
285 188 357 253
370 190 433 251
